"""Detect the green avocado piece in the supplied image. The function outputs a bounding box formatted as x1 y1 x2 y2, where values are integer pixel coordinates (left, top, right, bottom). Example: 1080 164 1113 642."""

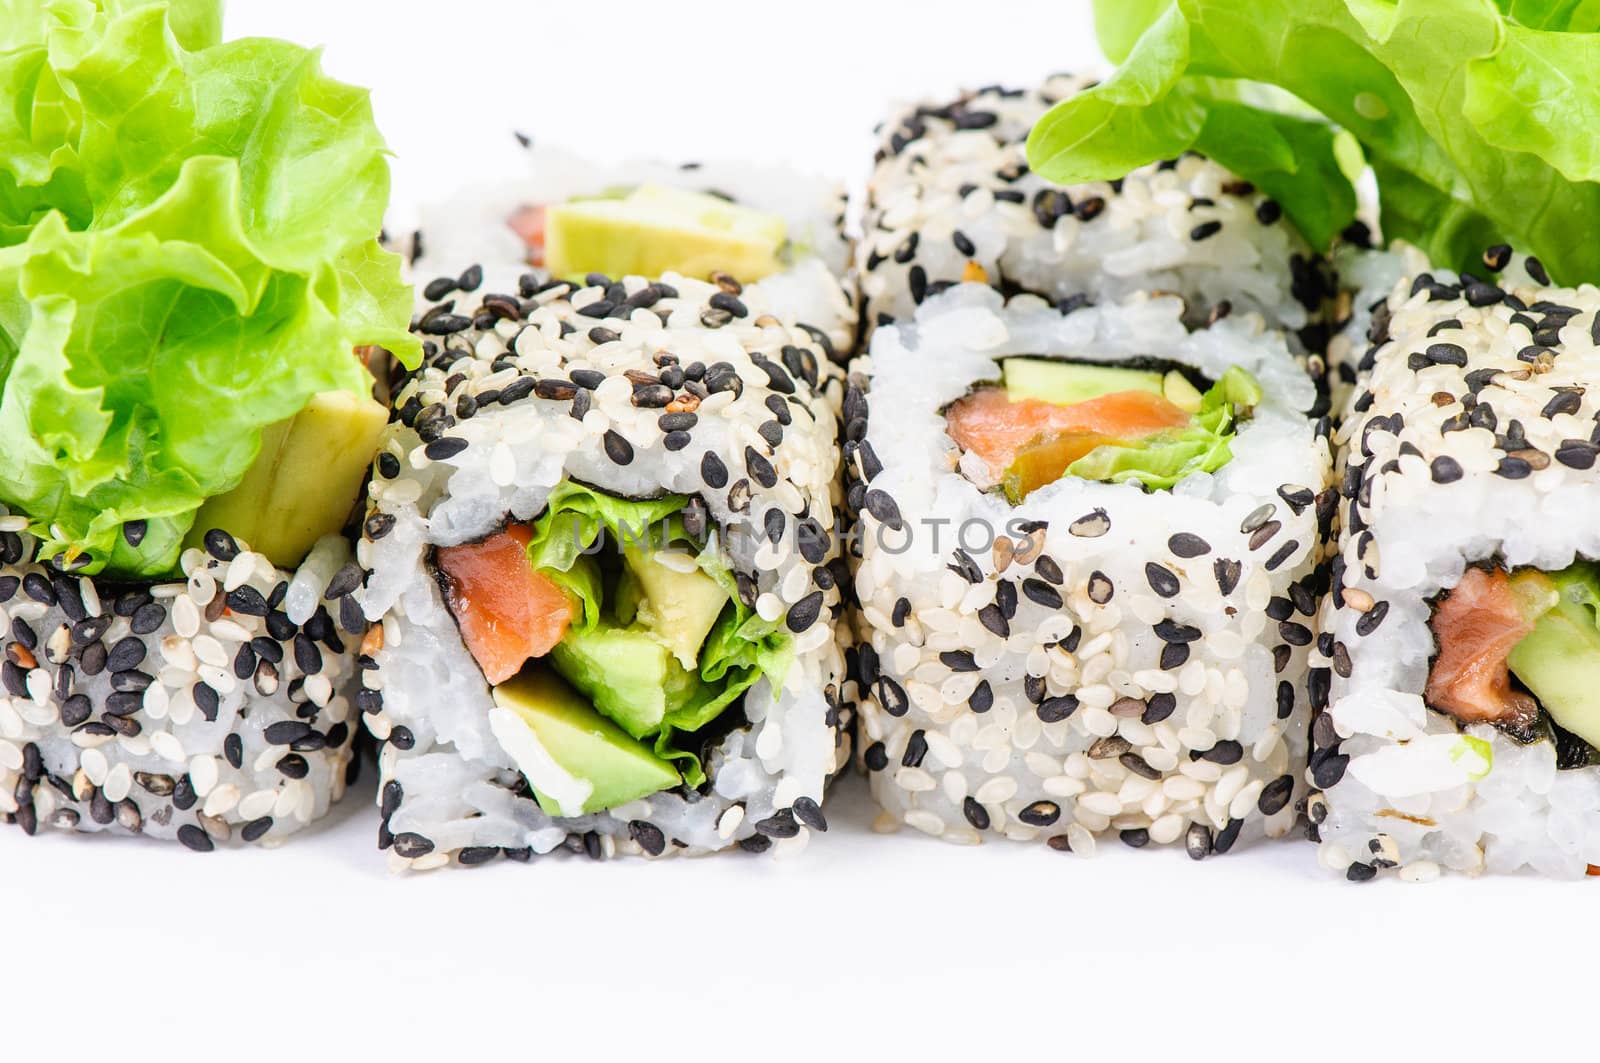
549 625 701 740
189 389 388 569
1002 358 1166 406
489 669 681 816
613 565 644 628
542 183 788 283
1161 370 1203 413
1507 568 1600 750
623 545 730 668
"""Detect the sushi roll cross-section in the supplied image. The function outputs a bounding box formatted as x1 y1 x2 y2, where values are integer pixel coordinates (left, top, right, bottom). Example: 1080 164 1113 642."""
1313 254 1600 879
0 2 416 847
358 268 853 868
849 284 1331 851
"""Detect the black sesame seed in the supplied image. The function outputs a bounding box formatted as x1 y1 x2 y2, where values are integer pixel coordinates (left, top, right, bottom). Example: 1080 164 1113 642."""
1037 695 1078 723
105 636 146 673
225 585 269 617
1430 456 1463 483
786 591 824 634
224 733 244 770
1141 692 1177 724
962 797 990 830
1556 439 1599 469
1190 220 1222 241
1018 801 1061 827
423 436 469 462
740 447 776 489
391 833 435 858
628 820 667 856
1496 456 1532 479
276 754 309 779
201 528 239 562
129 602 166 636
173 824 214 852
1354 600 1390 637
1033 555 1064 585
21 573 55 605
1144 563 1180 598
701 451 728 489
908 265 928 304
863 489 904 531
901 730 928 768
264 720 313 746
1168 533 1210 558
1154 620 1201 644
1021 579 1063 609
59 694 91 727
1213 558 1242 596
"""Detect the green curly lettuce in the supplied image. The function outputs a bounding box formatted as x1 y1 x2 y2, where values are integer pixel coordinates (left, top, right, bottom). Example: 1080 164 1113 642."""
0 0 418 576
1030 0 1600 283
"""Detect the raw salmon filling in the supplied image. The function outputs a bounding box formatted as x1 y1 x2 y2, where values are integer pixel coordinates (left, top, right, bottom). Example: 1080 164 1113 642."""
944 357 1262 501
1424 562 1600 764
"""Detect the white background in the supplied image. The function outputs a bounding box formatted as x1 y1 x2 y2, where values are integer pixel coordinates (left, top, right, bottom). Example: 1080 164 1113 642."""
3 2 1594 1058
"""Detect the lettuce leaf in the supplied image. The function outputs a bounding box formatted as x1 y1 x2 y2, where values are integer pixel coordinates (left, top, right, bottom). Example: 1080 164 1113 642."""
1048 366 1262 493
0 1 417 576
1032 0 1600 282
523 481 792 789
1027 2 1358 250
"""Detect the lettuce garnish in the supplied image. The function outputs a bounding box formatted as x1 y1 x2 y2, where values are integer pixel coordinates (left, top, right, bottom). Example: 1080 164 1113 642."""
0 1 418 576
1028 1 1600 282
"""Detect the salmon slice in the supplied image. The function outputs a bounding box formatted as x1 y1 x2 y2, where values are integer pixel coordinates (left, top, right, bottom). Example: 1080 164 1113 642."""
437 524 573 685
1426 566 1539 730
946 387 1192 496
508 205 546 264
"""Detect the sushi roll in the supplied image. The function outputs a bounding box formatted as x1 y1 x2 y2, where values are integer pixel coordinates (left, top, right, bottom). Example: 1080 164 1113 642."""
849 284 1331 852
858 77 1332 344
399 143 855 358
357 270 852 868
0 5 416 847
0 527 369 846
1311 251 1600 880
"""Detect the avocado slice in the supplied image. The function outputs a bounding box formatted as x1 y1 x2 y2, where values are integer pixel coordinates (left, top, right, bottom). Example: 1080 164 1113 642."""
190 389 387 569
1507 568 1600 750
542 184 788 283
1002 358 1165 406
623 545 730 668
549 625 702 739
1161 370 1203 413
489 668 681 816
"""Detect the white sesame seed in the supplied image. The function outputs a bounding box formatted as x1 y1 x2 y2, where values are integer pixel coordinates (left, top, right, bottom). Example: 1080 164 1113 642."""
189 754 219 798
102 763 132 803
151 731 186 763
